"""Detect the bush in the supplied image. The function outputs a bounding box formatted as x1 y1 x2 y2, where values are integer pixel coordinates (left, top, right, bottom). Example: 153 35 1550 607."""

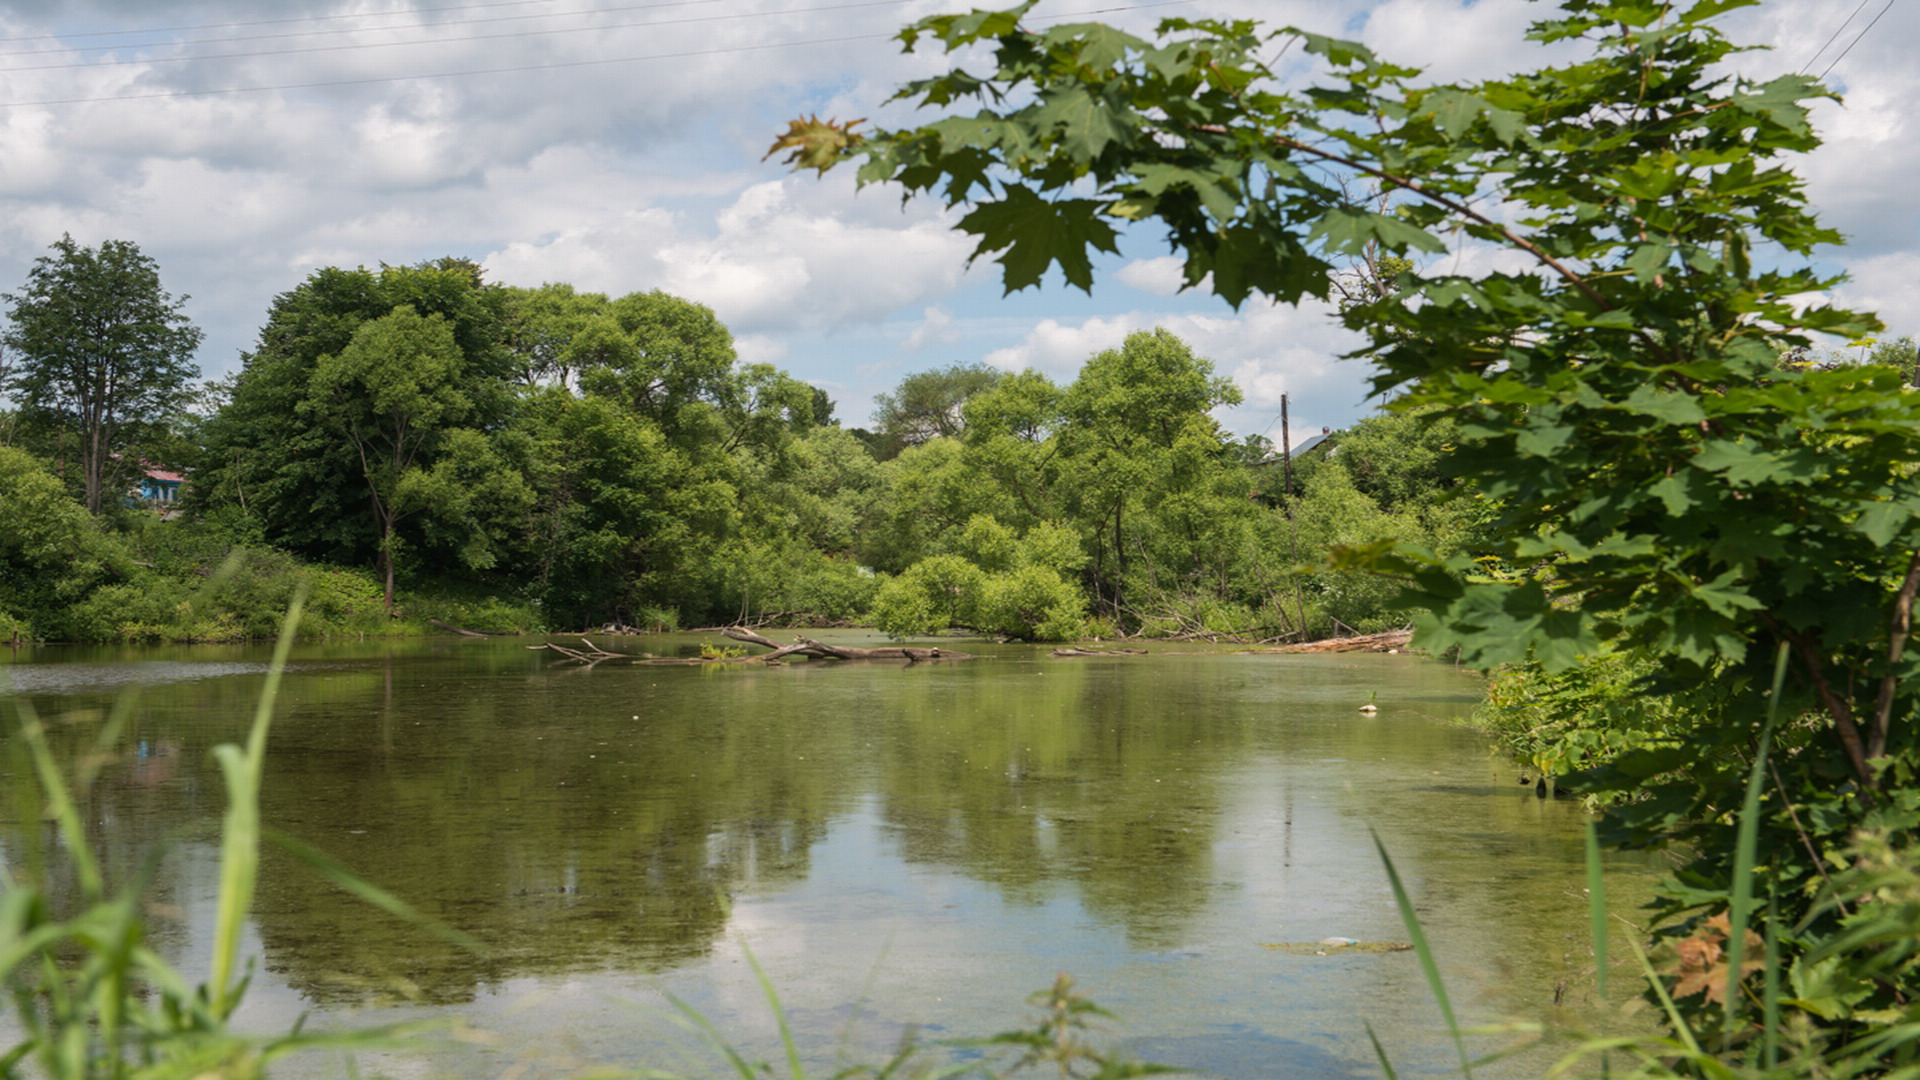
1467 649 1703 795
401 583 545 635
870 554 985 637
976 564 1087 641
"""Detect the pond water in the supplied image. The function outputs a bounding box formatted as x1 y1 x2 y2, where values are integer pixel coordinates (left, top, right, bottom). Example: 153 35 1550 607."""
0 634 1660 1079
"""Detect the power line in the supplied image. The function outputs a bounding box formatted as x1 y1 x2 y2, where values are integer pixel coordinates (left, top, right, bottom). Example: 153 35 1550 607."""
1815 0 1898 82
0 0 601 44
1798 0 1875 74
0 0 1194 110
0 0 916 72
0 0 730 60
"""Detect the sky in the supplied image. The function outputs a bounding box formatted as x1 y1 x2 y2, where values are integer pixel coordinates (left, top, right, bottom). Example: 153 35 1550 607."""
0 0 1912 438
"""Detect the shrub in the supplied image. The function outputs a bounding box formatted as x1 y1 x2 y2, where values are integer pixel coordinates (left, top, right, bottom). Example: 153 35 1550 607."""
976 564 1087 641
870 554 985 637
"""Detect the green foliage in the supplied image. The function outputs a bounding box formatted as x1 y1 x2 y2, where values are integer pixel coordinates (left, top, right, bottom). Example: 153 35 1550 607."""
785 0 1920 1068
870 361 1003 457
0 446 130 639
1469 650 1701 793
969 974 1175 1079
400 582 544 636
192 259 515 572
1 235 202 514
871 553 986 637
976 564 1088 642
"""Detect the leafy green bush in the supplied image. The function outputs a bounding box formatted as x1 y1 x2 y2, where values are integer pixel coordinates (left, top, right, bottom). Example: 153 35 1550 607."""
780 555 879 623
0 446 131 639
65 578 241 643
976 564 1087 641
871 554 985 636
400 583 545 635
1134 595 1272 640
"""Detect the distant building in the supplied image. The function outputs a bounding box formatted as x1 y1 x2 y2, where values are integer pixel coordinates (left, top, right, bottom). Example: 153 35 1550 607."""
137 466 184 506
1290 427 1334 457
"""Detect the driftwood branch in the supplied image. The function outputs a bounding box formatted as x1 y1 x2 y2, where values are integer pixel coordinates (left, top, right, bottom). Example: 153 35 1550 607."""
526 638 626 666
1256 629 1413 654
720 626 974 663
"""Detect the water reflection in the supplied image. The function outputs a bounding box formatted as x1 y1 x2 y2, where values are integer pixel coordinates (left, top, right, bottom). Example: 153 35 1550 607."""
3 637 1659 1076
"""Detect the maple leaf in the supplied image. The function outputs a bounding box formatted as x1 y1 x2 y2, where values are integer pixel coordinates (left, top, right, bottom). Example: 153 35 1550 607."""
765 115 867 175
1663 912 1764 1005
956 184 1119 293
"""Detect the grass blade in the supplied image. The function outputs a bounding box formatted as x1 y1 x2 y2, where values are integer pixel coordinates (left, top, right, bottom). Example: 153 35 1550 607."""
1363 1019 1400 1080
1626 934 1701 1057
15 703 103 903
741 940 806 1080
1585 820 1608 1003
1371 828 1473 1080
263 828 490 956
1723 643 1788 1027
209 588 305 1018
666 991 766 1080
1761 882 1781 1070
1584 819 1611 1080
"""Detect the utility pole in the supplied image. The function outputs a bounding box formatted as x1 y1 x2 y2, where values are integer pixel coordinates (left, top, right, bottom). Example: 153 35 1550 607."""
1280 393 1294 499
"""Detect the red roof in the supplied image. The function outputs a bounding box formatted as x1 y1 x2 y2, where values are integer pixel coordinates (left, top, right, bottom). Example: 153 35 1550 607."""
144 468 184 483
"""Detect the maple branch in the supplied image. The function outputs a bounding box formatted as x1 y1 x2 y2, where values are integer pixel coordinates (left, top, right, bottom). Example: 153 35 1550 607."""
1263 133 1616 313
1773 621 1877 795
1868 545 1920 763
1770 759 1848 917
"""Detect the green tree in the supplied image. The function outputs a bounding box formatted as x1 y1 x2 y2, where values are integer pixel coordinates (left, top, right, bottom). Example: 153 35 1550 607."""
305 306 488 611
193 260 514 566
577 290 742 440
871 553 986 636
783 0 1916 1062
1 236 202 514
870 361 1003 458
1054 329 1241 614
502 282 634 387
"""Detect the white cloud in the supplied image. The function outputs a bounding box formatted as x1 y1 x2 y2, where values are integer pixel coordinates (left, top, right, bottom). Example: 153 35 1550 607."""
732 333 789 366
902 306 961 350
1834 252 1920 335
483 177 974 334
1359 0 1568 81
1114 256 1208 297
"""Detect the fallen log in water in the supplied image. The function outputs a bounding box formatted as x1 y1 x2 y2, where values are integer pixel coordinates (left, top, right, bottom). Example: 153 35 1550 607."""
526 638 629 665
1254 629 1414 654
1050 646 1149 657
721 626 973 663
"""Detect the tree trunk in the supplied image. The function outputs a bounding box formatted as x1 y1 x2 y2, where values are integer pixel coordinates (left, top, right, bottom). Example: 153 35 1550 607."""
382 521 396 614
84 421 104 515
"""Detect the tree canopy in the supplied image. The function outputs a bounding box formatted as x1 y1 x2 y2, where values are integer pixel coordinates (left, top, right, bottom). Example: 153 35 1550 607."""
1 235 202 514
868 361 1003 457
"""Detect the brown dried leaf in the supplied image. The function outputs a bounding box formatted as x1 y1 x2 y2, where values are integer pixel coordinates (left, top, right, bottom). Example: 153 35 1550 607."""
1663 912 1764 1004
765 115 866 174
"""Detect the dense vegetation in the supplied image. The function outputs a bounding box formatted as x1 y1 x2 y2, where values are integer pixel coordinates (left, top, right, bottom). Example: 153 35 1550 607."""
1 248 1481 645
771 0 1920 1073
